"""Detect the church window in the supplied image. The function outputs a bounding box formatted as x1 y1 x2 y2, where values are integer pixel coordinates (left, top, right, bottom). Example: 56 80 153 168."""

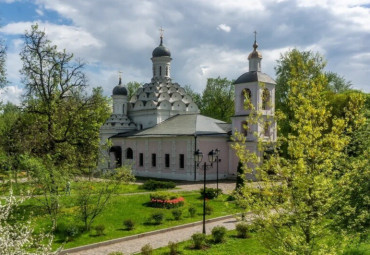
139 153 144 166
159 66 162 76
122 104 125 114
126 148 133 159
264 122 270 137
152 153 157 167
166 66 168 76
241 121 249 136
165 154 170 168
153 66 155 76
179 154 185 169
262 88 270 110
242 88 252 110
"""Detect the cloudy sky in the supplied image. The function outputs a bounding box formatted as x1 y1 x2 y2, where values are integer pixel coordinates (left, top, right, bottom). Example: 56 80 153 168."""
0 0 369 105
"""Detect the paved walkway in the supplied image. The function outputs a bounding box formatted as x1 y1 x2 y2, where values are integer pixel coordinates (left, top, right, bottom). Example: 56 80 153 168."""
62 215 244 255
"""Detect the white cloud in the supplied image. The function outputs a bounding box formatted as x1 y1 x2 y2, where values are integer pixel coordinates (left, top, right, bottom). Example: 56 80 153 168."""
0 86 23 105
35 8 44 16
217 24 231 33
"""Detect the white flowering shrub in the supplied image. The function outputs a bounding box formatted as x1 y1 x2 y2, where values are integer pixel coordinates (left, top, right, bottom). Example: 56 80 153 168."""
0 190 59 254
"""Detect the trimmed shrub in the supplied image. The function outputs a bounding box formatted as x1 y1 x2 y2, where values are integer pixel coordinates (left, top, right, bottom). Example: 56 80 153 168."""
168 241 180 255
123 219 135 230
205 203 213 215
236 222 249 238
188 206 196 217
172 209 182 220
200 187 222 199
94 224 105 236
141 243 153 255
151 212 164 225
108 252 124 255
211 225 227 243
149 192 184 209
142 179 176 190
191 233 206 249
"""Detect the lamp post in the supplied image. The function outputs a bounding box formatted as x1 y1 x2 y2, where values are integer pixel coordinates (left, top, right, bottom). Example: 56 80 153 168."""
215 149 220 197
194 149 216 234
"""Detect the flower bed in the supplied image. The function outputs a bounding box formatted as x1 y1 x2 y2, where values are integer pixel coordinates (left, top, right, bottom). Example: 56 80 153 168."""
149 191 185 208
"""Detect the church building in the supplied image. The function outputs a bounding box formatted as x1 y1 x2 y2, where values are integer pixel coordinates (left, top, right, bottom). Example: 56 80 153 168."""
100 33 276 181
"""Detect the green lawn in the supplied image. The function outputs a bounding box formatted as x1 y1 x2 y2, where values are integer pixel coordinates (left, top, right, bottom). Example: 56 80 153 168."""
15 190 239 249
151 231 268 255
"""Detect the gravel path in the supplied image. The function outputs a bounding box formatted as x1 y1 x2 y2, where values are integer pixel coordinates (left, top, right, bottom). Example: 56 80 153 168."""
63 215 243 255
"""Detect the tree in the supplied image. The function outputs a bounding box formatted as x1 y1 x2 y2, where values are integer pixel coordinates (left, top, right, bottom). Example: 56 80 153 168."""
16 24 110 225
0 190 59 254
233 50 364 254
76 165 135 231
326 71 352 93
200 77 234 122
0 36 6 88
126 81 141 100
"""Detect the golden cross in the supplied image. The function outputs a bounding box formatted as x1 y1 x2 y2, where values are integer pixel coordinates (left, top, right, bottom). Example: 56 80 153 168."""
159 27 164 38
254 30 257 41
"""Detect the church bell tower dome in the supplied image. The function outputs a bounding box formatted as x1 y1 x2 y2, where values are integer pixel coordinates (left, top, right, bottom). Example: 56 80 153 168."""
152 34 171 57
112 77 128 96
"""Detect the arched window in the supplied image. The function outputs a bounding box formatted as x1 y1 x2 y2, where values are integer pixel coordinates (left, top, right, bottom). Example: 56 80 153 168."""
241 121 248 136
262 88 270 110
153 66 155 76
126 148 133 159
241 88 252 110
166 66 169 76
159 66 162 76
122 104 125 114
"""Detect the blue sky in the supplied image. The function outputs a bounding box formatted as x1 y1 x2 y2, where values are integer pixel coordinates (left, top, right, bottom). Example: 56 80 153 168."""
1 0 369 105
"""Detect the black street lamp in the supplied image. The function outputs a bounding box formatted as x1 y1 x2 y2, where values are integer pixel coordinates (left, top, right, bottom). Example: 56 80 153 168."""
194 149 216 234
215 148 220 197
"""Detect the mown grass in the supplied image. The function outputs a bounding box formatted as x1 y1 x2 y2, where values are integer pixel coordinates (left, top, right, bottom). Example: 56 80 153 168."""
151 230 268 255
14 190 238 249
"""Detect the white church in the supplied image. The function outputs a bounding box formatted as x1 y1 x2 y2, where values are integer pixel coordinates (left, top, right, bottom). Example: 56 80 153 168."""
100 33 276 181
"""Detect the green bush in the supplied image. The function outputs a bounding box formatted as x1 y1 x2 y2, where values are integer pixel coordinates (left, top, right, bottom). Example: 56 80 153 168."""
211 225 227 243
151 212 164 225
172 209 182 220
94 224 105 236
142 179 176 190
65 225 79 241
191 233 206 249
141 243 153 255
236 222 249 238
200 187 222 199
205 203 213 215
168 241 180 255
123 219 135 230
188 206 196 217
108 252 124 255
150 191 178 201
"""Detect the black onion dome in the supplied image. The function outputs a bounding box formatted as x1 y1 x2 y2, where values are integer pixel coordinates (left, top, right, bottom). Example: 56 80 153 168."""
112 78 128 96
152 36 171 57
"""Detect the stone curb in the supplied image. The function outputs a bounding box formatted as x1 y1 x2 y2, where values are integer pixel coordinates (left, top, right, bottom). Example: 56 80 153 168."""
60 214 237 254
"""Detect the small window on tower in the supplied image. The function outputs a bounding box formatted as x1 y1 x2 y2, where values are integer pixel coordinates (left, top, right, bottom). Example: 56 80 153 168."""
264 122 270 137
242 121 248 136
242 88 252 110
122 104 125 114
159 66 162 76
139 153 144 166
166 66 168 76
262 88 270 110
